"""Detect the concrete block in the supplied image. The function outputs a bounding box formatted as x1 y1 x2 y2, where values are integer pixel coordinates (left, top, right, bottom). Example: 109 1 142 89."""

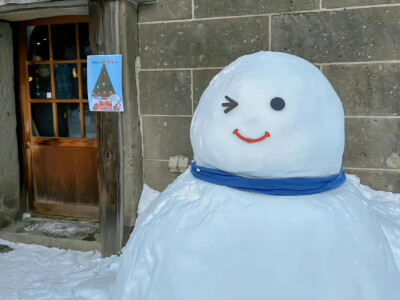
192 69 221 111
139 0 192 22
346 169 400 193
272 7 400 63
324 63 400 116
140 70 192 115
139 16 269 68
343 118 400 169
142 116 193 160
194 0 318 18
0 214 10 229
144 160 180 191
323 0 400 9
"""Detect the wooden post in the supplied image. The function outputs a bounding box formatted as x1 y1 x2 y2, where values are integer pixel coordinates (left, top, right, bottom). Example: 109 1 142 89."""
89 0 124 257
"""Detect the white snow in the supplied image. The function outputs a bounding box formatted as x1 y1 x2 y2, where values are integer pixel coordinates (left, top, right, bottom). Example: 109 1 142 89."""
347 174 400 270
22 213 31 220
0 184 160 300
137 184 160 216
0 179 399 299
23 220 93 237
115 172 400 300
0 239 118 300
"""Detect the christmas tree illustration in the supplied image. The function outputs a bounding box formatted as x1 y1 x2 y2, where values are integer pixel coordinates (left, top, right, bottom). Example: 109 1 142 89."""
92 61 116 100
91 61 121 111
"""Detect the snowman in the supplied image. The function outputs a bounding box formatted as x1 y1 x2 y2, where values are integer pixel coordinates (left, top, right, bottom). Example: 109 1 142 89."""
115 52 400 300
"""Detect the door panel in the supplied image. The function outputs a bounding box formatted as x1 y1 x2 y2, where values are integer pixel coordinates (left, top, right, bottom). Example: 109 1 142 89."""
20 16 99 220
32 145 99 205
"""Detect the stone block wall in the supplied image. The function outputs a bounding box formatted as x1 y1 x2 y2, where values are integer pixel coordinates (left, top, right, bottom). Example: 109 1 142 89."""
137 0 400 192
0 22 20 228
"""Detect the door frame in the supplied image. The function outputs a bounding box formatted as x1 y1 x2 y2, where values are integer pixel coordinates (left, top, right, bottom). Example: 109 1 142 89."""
18 15 99 220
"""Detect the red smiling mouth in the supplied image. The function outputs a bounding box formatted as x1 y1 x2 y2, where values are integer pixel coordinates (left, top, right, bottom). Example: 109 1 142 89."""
233 129 271 143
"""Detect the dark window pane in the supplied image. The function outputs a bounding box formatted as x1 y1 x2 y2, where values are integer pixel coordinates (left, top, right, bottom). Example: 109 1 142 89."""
57 103 81 138
84 104 96 139
26 25 50 61
78 23 91 59
82 63 88 99
31 103 54 137
51 24 77 60
28 65 52 100
55 64 79 99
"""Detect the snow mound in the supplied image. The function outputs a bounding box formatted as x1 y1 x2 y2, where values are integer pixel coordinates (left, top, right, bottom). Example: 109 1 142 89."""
137 184 160 216
347 174 400 270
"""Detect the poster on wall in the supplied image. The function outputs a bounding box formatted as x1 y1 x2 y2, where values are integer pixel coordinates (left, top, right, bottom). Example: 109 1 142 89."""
87 55 124 112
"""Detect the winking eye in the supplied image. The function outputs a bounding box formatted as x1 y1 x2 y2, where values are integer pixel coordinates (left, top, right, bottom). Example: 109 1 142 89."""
222 95 238 113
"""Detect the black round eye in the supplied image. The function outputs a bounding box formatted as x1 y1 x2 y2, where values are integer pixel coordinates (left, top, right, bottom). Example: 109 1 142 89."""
270 97 285 111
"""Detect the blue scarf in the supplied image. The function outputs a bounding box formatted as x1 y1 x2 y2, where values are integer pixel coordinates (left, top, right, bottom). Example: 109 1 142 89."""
191 162 346 196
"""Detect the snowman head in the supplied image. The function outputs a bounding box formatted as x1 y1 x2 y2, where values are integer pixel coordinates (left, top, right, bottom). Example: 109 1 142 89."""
190 52 345 179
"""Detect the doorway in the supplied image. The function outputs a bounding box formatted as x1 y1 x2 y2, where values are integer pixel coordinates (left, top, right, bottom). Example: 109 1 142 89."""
19 16 99 220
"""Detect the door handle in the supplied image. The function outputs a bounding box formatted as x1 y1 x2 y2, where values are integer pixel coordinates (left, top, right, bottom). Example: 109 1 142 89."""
26 142 31 149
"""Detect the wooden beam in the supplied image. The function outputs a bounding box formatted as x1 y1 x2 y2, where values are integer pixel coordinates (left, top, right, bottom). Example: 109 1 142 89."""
89 0 124 258
0 2 88 22
118 0 143 244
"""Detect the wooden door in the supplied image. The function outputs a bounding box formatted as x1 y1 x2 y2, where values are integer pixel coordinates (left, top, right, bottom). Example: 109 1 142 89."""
19 16 99 220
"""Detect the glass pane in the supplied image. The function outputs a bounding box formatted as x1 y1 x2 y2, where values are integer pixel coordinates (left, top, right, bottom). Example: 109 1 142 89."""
51 24 77 60
28 65 52 100
31 103 54 137
78 23 91 59
57 103 81 138
26 25 50 61
82 63 88 99
55 64 79 99
84 104 96 139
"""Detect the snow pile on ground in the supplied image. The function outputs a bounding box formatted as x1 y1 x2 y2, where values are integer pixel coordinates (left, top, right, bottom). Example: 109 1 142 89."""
0 184 159 300
22 213 31 220
24 220 94 237
0 239 118 300
0 179 399 299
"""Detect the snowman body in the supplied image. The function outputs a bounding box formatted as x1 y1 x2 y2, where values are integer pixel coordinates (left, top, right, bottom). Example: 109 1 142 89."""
116 172 400 300
115 52 400 300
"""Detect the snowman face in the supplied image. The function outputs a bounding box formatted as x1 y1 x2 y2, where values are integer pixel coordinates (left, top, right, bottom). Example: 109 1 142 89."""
190 52 345 179
224 95 286 143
